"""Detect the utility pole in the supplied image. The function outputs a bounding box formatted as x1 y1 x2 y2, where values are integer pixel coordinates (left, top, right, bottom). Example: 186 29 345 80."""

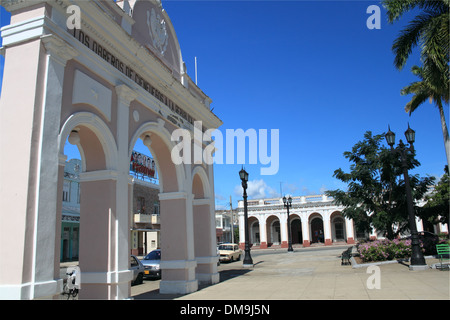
230 196 234 244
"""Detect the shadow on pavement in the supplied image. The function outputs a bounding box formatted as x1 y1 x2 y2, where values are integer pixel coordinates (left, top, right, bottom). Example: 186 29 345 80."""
133 268 252 300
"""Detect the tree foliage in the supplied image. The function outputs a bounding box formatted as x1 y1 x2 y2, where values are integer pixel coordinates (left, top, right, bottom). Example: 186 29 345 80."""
326 131 435 240
382 0 449 79
419 166 449 226
383 0 450 167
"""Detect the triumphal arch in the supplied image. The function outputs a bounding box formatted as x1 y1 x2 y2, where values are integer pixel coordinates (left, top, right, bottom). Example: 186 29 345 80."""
0 0 222 299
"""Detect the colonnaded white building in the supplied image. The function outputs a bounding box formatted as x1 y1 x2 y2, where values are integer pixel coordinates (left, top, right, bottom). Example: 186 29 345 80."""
237 195 449 249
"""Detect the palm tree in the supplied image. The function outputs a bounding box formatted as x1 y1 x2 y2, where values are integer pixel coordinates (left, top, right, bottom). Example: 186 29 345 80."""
383 0 450 166
401 65 450 167
383 0 449 73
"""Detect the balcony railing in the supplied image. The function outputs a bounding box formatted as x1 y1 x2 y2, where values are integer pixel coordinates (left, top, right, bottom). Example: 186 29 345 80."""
134 213 151 224
134 213 160 224
151 214 160 225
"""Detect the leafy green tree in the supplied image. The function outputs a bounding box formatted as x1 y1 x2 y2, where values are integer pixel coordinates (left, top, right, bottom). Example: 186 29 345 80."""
419 166 449 226
326 131 435 240
383 0 450 167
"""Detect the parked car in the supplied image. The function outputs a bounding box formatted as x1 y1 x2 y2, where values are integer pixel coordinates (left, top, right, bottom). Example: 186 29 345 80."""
217 246 220 266
130 255 145 286
141 249 161 279
218 243 242 262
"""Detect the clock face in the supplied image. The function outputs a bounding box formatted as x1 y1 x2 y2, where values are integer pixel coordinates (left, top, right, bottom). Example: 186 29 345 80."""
147 8 168 56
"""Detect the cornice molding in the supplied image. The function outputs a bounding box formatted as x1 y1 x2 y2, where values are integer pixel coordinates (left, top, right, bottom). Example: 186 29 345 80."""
115 84 138 106
41 34 79 65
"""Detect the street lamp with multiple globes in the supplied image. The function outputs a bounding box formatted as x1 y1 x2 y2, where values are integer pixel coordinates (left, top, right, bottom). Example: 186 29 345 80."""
282 195 294 252
385 124 428 271
239 167 253 267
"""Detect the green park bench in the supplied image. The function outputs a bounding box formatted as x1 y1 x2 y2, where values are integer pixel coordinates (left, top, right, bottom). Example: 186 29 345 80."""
436 243 449 270
341 246 353 265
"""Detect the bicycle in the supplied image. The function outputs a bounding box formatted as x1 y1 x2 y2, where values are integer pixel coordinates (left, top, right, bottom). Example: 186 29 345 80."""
62 269 79 300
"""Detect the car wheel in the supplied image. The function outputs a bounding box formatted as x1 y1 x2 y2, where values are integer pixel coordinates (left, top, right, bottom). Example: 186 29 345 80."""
134 273 143 285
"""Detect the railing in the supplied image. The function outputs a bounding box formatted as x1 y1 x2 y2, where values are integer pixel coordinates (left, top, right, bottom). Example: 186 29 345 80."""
134 213 160 224
134 212 151 223
151 214 160 225
238 194 335 208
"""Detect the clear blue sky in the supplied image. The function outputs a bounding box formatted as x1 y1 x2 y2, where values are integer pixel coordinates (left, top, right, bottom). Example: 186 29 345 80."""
1 1 448 210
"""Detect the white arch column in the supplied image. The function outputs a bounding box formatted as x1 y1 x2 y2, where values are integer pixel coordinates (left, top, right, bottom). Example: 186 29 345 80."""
301 214 311 247
0 34 77 299
192 164 219 285
259 218 268 249
78 169 133 300
159 192 198 294
345 218 356 244
280 214 288 248
114 84 138 299
323 214 332 245
238 211 245 249
440 222 449 234
31 36 78 298
415 216 424 232
193 198 219 285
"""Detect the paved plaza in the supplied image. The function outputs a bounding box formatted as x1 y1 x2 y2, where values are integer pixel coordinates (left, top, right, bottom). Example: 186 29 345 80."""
131 246 450 300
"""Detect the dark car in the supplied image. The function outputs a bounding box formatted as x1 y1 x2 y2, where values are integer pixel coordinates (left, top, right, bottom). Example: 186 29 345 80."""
130 255 145 286
141 249 161 279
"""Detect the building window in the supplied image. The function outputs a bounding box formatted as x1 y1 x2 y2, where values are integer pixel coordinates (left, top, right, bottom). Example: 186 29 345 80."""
334 218 345 240
63 180 70 202
137 196 145 214
153 202 160 215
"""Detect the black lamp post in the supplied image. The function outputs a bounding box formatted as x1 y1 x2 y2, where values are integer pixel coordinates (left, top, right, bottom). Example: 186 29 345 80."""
282 195 294 252
385 125 428 270
239 167 253 267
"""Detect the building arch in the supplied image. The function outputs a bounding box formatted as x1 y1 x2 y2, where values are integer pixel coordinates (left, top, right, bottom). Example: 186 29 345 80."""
192 165 212 199
330 211 346 242
309 213 324 244
59 111 118 172
58 110 129 299
290 214 303 245
249 217 260 246
192 166 218 285
129 120 185 193
0 0 222 300
266 215 281 246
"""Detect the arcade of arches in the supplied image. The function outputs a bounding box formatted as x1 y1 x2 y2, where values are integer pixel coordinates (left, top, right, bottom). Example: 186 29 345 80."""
240 196 356 248
238 195 449 249
0 0 222 299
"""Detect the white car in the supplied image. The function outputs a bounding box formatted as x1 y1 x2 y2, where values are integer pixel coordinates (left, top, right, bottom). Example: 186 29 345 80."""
130 255 145 285
218 243 242 262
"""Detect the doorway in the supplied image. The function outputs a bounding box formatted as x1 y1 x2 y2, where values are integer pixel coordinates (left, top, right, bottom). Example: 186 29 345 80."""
310 217 324 243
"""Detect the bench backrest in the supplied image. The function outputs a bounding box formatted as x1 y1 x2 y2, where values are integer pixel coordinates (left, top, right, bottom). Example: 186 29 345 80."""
436 244 450 255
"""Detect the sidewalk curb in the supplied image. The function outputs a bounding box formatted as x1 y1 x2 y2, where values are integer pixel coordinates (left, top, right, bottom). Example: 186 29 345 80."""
350 255 437 269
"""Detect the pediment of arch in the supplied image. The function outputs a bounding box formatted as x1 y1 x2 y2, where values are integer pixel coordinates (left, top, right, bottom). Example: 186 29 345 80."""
130 0 183 80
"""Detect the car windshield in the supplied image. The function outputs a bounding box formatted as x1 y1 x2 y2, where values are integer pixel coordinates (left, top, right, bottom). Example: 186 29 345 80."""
219 245 234 251
144 250 161 260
